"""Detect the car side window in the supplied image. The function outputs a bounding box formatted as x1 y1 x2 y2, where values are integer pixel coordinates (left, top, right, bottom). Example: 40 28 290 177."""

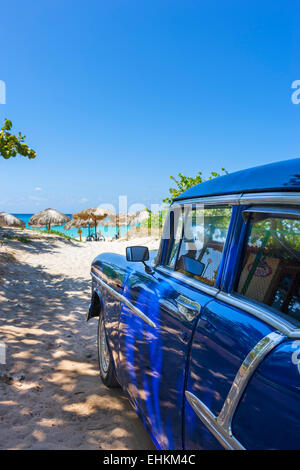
173 205 232 286
235 213 300 325
164 205 184 268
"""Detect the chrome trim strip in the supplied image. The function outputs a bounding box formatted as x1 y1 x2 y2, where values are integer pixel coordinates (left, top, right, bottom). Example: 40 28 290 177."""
217 331 285 432
156 266 219 297
216 292 300 338
90 269 156 329
172 192 300 207
240 192 300 205
171 194 241 206
186 331 286 450
242 206 300 220
185 391 245 450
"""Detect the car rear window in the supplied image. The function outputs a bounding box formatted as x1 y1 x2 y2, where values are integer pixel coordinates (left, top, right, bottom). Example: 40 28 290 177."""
235 213 300 326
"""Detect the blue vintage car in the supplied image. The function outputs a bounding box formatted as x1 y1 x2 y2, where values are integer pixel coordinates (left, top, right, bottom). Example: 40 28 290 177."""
87 158 300 450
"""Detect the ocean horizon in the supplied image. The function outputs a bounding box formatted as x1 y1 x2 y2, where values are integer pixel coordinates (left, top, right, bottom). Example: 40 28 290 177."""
13 214 130 239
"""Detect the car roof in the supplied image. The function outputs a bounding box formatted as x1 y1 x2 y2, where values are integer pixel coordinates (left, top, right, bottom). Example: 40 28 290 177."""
173 158 300 201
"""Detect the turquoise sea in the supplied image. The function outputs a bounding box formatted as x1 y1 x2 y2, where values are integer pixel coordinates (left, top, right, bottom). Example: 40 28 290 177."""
13 214 131 239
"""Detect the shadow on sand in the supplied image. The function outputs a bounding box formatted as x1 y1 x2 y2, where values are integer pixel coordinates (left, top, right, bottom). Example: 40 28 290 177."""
0 231 154 450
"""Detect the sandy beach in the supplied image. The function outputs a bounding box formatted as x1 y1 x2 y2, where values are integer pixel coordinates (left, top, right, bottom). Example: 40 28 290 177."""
0 228 159 450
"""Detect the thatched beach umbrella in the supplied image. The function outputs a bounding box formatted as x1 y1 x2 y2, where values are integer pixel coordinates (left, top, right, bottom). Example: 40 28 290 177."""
73 208 111 237
64 217 94 240
104 211 149 226
28 209 70 231
128 210 149 226
0 212 26 228
102 214 127 226
102 211 144 238
64 218 93 230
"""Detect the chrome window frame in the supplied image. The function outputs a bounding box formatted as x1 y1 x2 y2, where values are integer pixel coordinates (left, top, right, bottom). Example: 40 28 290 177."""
157 191 300 338
229 202 300 338
240 191 300 205
158 200 234 292
242 205 300 221
176 191 300 206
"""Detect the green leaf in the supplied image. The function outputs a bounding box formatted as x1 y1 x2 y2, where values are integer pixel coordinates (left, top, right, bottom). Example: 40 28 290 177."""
0 119 37 160
163 168 228 205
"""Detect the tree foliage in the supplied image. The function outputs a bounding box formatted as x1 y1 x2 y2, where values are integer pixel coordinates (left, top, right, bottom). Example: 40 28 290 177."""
0 119 36 160
141 207 168 229
163 168 228 205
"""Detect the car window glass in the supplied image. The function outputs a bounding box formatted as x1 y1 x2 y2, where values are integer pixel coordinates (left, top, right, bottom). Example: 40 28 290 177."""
164 206 184 268
235 214 300 326
174 206 232 286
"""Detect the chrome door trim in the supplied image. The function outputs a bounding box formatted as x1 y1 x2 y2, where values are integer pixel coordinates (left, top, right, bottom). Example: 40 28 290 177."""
186 331 286 450
185 391 245 450
216 292 300 338
90 269 156 329
156 266 219 298
157 270 300 337
217 331 285 432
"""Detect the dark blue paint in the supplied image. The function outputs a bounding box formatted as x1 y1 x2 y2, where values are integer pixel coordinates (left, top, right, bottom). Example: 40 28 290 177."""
175 158 300 201
119 269 214 449
186 299 272 414
184 398 225 450
232 340 300 449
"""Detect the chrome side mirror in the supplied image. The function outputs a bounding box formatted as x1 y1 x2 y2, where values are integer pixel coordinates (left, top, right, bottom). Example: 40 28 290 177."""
126 246 153 274
126 246 149 262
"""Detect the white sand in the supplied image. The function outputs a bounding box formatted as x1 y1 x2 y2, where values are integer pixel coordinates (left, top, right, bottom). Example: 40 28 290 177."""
0 229 159 449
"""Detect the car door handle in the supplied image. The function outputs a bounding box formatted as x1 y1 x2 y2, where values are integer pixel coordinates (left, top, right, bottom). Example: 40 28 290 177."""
175 295 201 322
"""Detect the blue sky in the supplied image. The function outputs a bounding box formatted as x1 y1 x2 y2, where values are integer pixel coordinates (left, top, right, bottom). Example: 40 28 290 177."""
0 0 299 213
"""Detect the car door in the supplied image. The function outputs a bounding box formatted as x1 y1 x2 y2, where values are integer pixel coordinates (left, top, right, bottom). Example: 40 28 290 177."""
118 202 233 449
184 204 300 450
